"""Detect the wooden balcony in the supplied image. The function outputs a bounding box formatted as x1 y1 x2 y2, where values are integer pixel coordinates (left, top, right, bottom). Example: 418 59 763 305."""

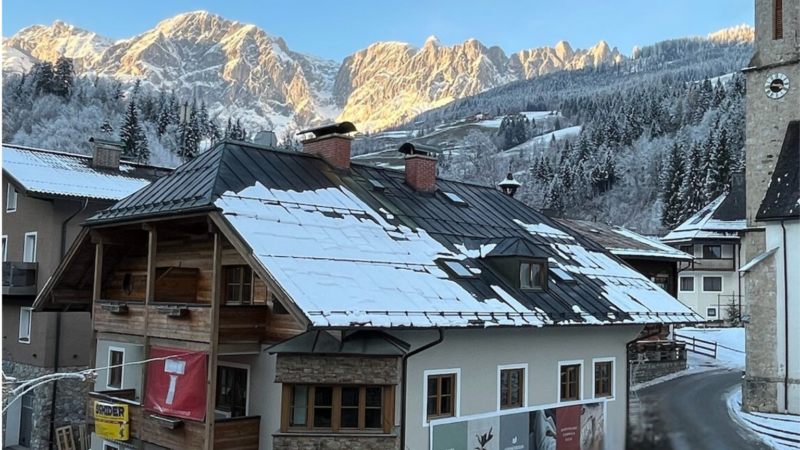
2 261 38 296
679 257 735 272
87 392 260 449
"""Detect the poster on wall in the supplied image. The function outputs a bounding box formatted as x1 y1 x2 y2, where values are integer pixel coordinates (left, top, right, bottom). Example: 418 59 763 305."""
144 347 208 421
94 401 129 441
431 401 606 450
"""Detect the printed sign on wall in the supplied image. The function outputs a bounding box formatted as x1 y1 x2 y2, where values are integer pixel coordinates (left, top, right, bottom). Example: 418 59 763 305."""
144 347 207 421
94 401 129 441
432 401 605 450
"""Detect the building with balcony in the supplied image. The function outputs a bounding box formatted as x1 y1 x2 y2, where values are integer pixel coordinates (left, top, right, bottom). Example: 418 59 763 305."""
662 174 747 321
35 127 701 450
2 142 169 450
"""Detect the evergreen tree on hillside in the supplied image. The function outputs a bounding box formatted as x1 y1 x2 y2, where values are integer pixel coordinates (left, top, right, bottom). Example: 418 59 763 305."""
661 143 686 228
32 62 55 96
52 57 74 98
705 127 731 201
177 102 200 161
679 141 706 221
119 98 149 163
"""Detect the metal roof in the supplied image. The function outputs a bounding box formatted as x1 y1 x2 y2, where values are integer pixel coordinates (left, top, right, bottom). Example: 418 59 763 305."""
267 330 410 356
757 121 799 221
557 219 693 261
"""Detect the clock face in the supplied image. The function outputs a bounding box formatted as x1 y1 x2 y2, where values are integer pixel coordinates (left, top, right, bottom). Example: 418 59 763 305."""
764 73 790 99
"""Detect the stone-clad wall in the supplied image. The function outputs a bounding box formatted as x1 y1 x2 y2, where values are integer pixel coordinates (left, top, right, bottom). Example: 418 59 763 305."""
273 434 399 450
1 361 89 450
275 355 399 385
632 360 688 384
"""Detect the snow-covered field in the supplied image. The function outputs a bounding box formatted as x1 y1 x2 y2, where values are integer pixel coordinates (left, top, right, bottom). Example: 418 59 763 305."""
498 125 582 159
477 111 560 128
728 389 800 449
676 327 745 368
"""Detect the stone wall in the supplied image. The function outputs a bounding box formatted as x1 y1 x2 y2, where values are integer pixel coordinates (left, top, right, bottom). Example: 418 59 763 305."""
275 355 399 385
631 360 688 384
273 434 398 450
1 361 90 450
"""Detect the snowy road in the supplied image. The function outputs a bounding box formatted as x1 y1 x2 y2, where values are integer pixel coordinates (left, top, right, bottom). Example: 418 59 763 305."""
638 369 772 450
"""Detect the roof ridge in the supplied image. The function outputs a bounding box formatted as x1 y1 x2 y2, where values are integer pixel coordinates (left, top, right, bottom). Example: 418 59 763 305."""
2 142 174 171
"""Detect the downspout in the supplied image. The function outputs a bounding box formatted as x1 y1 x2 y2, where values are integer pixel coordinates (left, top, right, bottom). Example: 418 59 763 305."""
781 220 789 412
400 328 444 450
61 198 89 258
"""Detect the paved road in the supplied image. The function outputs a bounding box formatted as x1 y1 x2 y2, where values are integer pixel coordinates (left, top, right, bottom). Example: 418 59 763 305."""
637 369 771 450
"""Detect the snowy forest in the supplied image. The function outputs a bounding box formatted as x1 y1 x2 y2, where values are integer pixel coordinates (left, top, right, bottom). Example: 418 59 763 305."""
395 33 752 233
2 57 254 167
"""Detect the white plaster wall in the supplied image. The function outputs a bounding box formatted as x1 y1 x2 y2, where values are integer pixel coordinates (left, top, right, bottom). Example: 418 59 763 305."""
389 325 641 450
94 340 145 401
677 270 741 319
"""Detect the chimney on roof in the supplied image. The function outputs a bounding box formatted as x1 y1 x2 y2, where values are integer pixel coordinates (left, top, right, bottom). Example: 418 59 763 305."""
398 143 441 192
297 121 357 170
498 172 521 197
89 137 123 170
253 130 278 147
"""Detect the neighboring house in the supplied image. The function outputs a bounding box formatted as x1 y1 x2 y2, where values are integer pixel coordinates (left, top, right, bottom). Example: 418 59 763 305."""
35 126 700 450
742 121 799 415
556 219 693 298
740 0 799 417
661 175 747 321
2 141 169 450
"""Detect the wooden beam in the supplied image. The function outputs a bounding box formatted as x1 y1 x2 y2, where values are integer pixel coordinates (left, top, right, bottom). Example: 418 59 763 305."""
96 332 144 345
205 232 222 450
139 227 157 403
89 238 103 374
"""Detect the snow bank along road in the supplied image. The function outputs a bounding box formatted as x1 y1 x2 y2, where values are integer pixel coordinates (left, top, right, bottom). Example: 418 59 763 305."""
638 370 771 450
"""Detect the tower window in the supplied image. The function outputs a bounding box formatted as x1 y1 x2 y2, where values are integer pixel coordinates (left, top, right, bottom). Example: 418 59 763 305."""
774 0 783 39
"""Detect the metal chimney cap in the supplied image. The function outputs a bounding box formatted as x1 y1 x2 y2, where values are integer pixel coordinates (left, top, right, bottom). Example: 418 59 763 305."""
297 121 357 138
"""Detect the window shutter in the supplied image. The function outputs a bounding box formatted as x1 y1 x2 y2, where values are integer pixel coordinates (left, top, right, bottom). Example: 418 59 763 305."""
775 0 783 39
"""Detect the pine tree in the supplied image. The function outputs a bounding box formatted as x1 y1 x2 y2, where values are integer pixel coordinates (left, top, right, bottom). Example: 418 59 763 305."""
704 127 731 201
52 57 74 98
119 98 149 163
661 143 685 228
33 62 55 96
679 141 705 221
177 104 200 161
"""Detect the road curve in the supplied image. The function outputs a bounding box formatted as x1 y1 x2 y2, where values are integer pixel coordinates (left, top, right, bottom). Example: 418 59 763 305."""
637 369 772 450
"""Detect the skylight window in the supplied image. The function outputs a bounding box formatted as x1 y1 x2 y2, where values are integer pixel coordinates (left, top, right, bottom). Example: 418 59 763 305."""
443 192 468 206
551 267 575 283
368 179 386 191
441 260 475 278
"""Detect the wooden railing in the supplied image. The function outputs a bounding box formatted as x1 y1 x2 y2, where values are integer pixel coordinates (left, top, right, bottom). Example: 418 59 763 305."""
674 332 717 358
219 306 268 342
214 416 261 450
679 257 735 271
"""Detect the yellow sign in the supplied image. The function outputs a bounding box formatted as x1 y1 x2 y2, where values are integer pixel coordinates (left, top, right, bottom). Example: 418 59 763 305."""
94 401 129 441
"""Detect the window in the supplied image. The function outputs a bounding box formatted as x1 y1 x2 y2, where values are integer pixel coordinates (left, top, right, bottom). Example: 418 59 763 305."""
427 373 456 420
774 0 783 39
498 365 526 410
224 265 252 304
703 276 723 292
2 235 7 262
23 232 37 263
651 276 669 291
593 359 614 399
19 307 32 343
679 245 693 255
216 364 248 418
442 260 475 278
6 184 17 212
707 307 718 318
550 267 575 283
107 347 125 389
443 192 468 206
284 385 390 432
679 277 695 292
103 442 121 450
559 361 582 402
520 261 547 290
702 245 722 259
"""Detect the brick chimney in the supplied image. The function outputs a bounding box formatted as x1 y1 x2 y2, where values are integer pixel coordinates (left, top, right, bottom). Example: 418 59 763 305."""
89 138 123 170
298 122 357 170
398 143 441 192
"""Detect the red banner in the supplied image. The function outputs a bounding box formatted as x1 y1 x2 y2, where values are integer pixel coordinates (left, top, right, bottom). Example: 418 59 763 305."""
144 347 207 421
556 404 582 450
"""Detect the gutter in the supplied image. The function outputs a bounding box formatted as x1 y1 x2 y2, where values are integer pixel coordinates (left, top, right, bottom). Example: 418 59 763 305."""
781 220 789 412
400 329 444 450
61 198 89 258
48 312 62 450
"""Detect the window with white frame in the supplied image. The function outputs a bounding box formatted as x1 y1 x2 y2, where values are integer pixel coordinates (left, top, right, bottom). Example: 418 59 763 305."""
498 364 527 410
19 307 32 343
423 368 460 425
679 276 694 292
702 276 723 292
103 441 121 450
558 360 583 402
592 358 615 399
6 184 17 212
707 307 718 318
107 347 125 389
23 232 37 263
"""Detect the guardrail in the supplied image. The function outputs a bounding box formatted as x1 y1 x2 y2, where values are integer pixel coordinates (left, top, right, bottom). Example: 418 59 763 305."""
674 332 717 359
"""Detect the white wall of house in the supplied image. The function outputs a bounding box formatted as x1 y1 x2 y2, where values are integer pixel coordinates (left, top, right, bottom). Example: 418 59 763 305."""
390 324 642 450
677 242 744 320
765 219 800 414
94 340 145 401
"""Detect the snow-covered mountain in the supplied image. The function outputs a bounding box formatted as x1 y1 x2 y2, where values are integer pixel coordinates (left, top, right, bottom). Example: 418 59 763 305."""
2 11 750 133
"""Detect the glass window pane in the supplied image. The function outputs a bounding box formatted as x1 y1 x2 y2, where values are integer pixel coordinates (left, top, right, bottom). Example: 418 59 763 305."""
365 408 382 429
532 264 542 287
314 387 333 406
341 387 359 407
340 408 358 428
365 387 382 407
290 386 308 426
441 376 452 395
440 395 451 415
313 408 332 428
520 263 531 288
427 397 437 415
428 377 438 396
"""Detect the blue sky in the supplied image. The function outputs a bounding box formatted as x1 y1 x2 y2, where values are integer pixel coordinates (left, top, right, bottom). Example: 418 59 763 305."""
2 0 753 61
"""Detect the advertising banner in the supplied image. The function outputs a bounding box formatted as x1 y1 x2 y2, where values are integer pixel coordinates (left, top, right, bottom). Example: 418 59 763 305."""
431 400 606 450
94 401 129 441
144 347 207 421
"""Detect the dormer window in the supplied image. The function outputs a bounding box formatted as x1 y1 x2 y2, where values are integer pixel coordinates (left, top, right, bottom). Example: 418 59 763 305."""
520 260 547 290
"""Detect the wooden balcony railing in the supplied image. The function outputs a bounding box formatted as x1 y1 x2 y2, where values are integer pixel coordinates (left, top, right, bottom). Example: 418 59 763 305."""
2 261 38 296
678 258 735 271
214 416 261 450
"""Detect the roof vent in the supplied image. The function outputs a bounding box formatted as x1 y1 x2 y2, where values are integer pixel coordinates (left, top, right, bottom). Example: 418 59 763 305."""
368 179 386 192
253 130 278 147
89 137 124 170
297 122 357 170
443 192 468 206
398 142 442 192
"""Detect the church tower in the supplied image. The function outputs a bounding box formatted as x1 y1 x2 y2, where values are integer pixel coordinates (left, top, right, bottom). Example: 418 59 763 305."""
742 0 799 413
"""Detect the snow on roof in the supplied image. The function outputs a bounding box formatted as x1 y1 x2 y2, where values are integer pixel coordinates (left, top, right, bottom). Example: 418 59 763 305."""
610 227 693 260
2 145 160 201
216 182 549 328
662 192 746 243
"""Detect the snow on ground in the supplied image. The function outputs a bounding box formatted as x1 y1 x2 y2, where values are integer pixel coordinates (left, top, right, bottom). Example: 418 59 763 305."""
477 111 559 128
676 327 745 368
632 352 729 390
499 126 582 159
728 389 800 449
